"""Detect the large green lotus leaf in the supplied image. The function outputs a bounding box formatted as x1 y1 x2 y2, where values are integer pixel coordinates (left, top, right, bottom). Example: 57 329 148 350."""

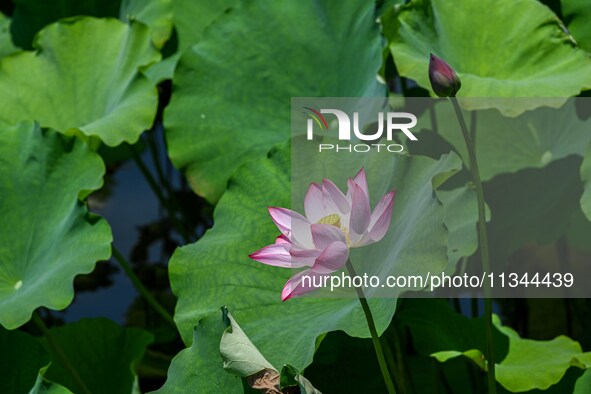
0 122 112 329
0 13 18 58
0 17 159 147
120 0 173 48
153 311 242 393
169 140 461 372
42 318 153 394
433 99 591 181
580 142 591 220
165 0 385 202
434 315 591 392
388 0 591 113
562 0 591 52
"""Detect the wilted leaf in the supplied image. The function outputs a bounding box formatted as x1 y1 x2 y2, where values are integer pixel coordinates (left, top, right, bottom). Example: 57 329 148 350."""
220 309 275 378
247 369 281 394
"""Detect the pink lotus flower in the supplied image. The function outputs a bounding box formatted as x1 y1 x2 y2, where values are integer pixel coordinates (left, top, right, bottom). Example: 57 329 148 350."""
249 168 396 301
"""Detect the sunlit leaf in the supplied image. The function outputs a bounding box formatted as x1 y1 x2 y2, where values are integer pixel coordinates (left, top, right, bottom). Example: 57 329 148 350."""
0 17 159 146
387 0 591 114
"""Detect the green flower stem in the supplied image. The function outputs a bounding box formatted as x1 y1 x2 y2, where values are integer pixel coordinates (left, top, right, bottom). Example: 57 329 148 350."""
345 259 397 394
449 96 496 394
128 145 192 243
112 246 175 326
33 311 92 394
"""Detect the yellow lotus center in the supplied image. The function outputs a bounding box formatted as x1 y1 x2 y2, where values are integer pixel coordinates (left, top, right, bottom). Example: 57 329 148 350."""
317 213 341 228
316 214 350 247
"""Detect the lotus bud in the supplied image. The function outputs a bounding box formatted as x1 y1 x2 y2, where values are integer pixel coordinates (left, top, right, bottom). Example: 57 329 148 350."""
429 53 461 97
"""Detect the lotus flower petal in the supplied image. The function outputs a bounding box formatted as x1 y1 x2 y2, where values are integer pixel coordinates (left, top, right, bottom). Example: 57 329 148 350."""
321 178 350 215
268 206 313 248
311 223 347 249
312 241 349 274
304 182 325 223
349 184 371 235
249 243 293 268
368 191 396 243
281 270 327 301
